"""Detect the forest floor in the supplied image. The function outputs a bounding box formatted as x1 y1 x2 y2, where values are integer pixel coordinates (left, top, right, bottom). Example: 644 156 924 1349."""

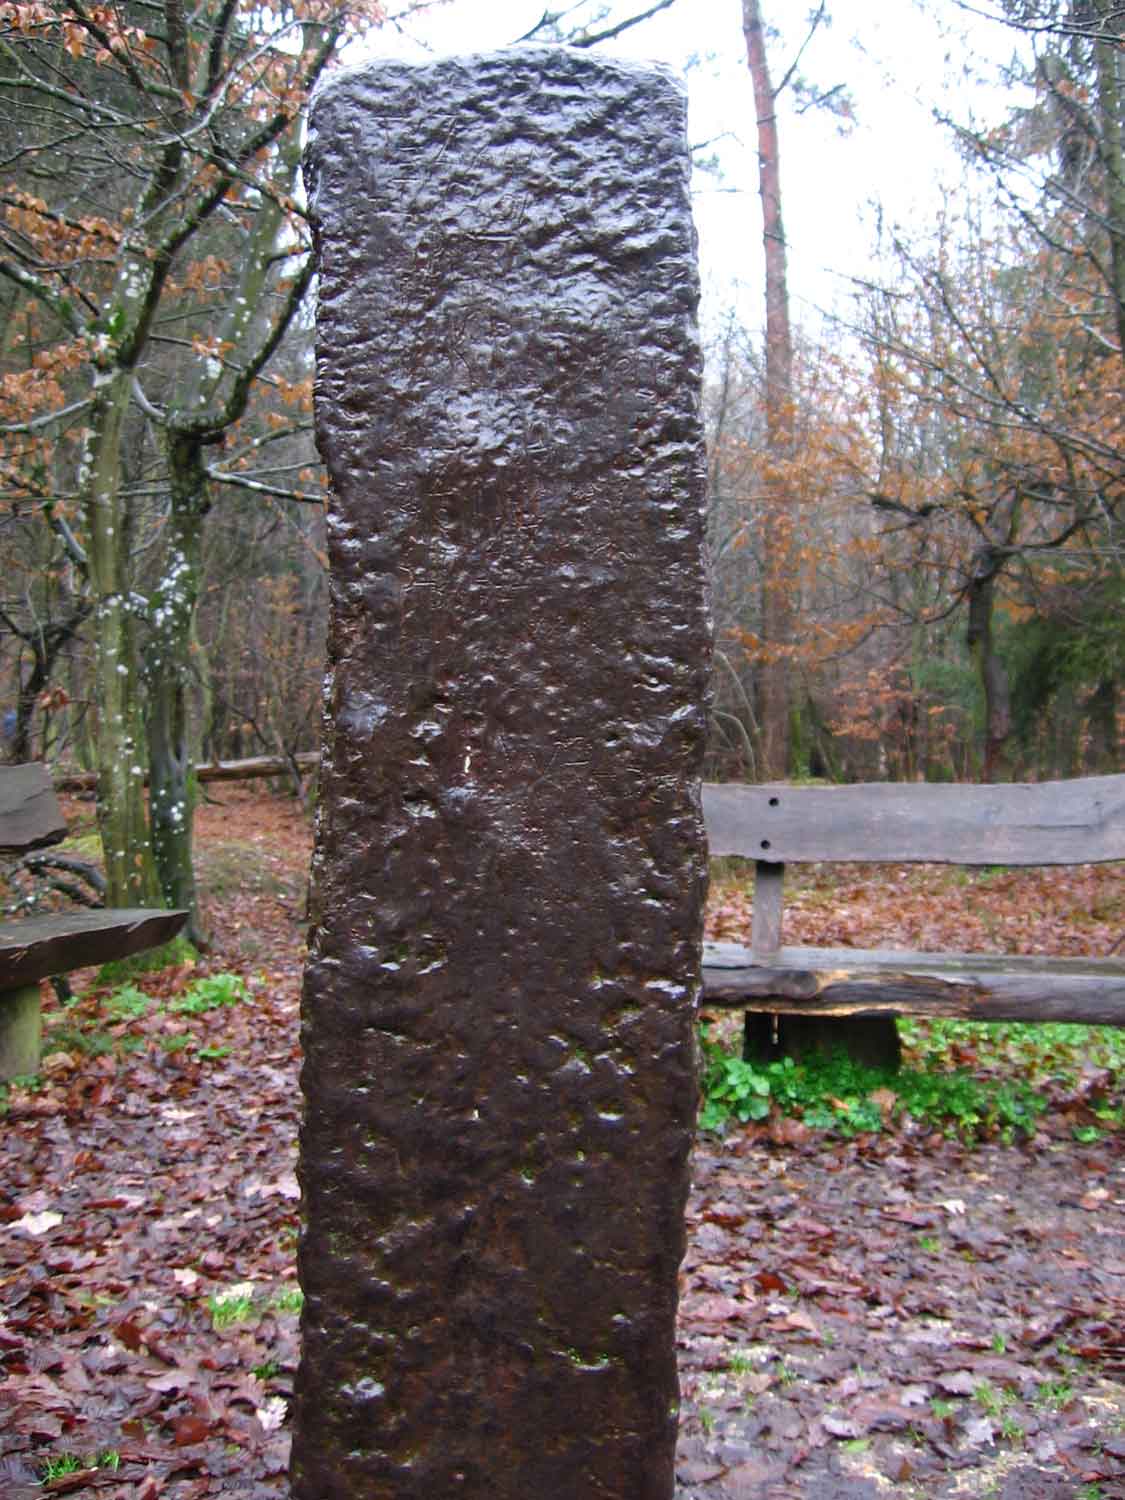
1 786 1123 1499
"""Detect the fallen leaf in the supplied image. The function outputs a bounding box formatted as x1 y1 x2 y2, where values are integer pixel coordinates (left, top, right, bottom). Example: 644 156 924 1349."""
822 1412 862 1438
870 1087 898 1121
146 1368 199 1393
962 1414 995 1446
690 1294 749 1323
768 1116 811 1146
256 1396 288 1430
39 1052 76 1075
723 1458 779 1494
900 1384 930 1406
172 1413 212 1446
780 1307 819 1336
13 1210 62 1235
114 1316 147 1352
702 1199 747 1228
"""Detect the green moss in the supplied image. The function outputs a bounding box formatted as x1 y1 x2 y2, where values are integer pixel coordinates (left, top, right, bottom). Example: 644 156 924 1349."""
96 934 197 985
54 832 103 860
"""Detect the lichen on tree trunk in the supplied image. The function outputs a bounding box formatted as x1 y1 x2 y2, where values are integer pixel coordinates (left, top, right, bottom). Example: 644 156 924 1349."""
144 433 208 944
86 367 161 909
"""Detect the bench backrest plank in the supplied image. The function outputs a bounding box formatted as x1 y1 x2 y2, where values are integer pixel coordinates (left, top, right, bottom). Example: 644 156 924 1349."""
0 764 68 855
703 775 1125 867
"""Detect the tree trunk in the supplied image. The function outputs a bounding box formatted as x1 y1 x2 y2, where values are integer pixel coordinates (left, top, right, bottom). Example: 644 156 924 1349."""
1086 675 1118 770
144 433 208 943
742 0 794 780
741 0 898 1066
1092 0 1125 354
85 369 161 908
966 553 1011 782
145 126 307 943
8 604 92 765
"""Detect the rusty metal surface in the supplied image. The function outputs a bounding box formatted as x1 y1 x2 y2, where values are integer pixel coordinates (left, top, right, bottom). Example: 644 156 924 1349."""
292 47 710 1500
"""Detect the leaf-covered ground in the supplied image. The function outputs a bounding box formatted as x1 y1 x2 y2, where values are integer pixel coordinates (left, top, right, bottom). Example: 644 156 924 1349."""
1 788 1122 1498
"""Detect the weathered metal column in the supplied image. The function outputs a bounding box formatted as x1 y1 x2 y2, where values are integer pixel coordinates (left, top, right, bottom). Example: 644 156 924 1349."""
292 47 711 1500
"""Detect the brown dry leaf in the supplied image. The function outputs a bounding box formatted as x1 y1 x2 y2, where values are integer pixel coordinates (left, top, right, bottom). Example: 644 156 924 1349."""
779 1307 820 1336
821 1412 862 1438
39 1052 77 1076
869 1087 898 1122
768 1116 811 1147
691 1294 750 1324
172 1413 212 1447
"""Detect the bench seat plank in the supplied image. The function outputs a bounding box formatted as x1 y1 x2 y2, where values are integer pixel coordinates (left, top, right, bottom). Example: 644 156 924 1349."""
0 764 68 854
0 908 188 990
703 777 1125 867
702 941 1125 1027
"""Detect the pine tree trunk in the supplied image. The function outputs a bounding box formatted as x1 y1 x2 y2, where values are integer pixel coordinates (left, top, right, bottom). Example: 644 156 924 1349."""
743 0 794 780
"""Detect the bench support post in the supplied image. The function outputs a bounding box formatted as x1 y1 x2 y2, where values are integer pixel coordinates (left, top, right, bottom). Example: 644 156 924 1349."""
744 859 785 1063
741 857 903 1070
750 859 785 958
0 984 41 1081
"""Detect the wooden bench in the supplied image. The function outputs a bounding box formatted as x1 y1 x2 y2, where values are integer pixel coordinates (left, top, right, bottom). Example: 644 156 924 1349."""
700 775 1125 1046
0 764 188 1080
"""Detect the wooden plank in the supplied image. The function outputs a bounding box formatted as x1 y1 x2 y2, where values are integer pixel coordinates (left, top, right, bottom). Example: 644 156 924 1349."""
0 764 67 854
705 940 1125 977
750 861 784 958
0 907 188 989
54 752 319 793
701 942 1125 1027
703 776 1125 867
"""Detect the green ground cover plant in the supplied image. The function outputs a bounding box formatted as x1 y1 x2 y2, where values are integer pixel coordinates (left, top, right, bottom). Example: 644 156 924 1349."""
168 972 247 1015
205 1281 304 1331
39 1450 120 1481
207 1285 257 1330
698 1018 1124 1140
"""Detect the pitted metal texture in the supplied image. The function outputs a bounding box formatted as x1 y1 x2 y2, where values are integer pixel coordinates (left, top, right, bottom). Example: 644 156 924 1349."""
292 47 711 1500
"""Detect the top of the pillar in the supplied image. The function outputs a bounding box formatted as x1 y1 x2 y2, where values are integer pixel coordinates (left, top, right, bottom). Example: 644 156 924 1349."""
309 43 688 117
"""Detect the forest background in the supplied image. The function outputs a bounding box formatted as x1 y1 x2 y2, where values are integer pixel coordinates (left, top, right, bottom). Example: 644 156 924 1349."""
0 0 1121 942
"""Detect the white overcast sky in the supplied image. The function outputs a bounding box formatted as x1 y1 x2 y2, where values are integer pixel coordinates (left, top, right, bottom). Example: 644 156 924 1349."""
356 1 1032 340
